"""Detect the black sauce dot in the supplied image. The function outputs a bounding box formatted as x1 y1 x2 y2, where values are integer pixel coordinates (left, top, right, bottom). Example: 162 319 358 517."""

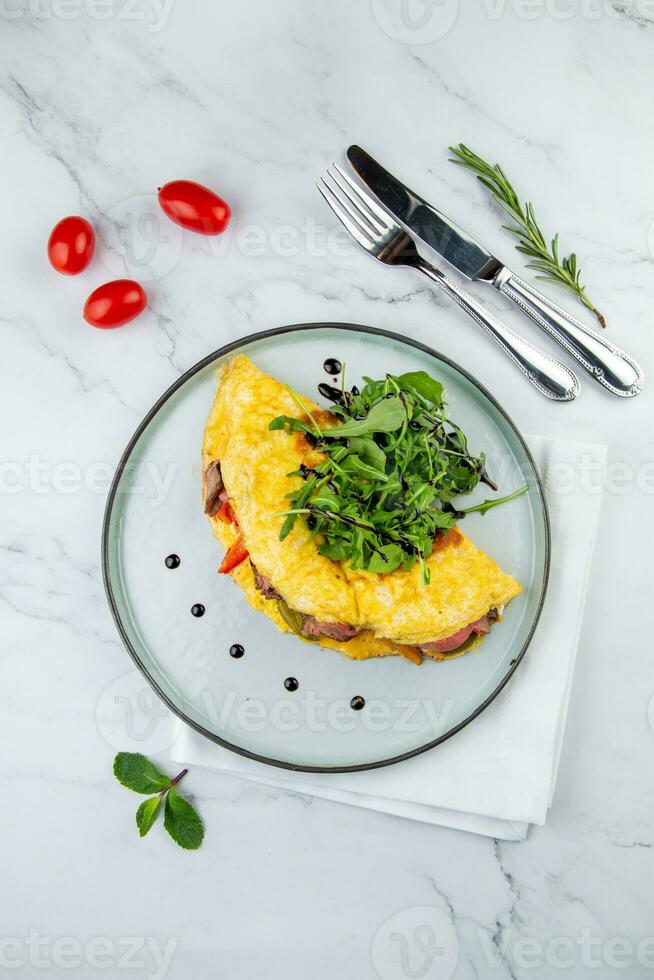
350 695 365 711
323 357 342 376
284 677 299 692
230 643 245 659
165 554 180 569
191 604 205 618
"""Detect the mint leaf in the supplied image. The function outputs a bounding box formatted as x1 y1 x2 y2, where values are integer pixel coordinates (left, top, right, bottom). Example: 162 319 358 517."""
164 787 204 850
136 797 161 838
113 753 169 794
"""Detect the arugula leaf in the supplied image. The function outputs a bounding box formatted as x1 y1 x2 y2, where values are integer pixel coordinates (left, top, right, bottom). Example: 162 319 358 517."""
318 539 351 561
366 542 405 573
460 485 528 516
347 437 387 472
113 753 169 794
325 397 404 437
269 415 315 436
136 797 161 837
164 787 204 850
341 454 390 482
397 371 444 406
279 473 320 541
270 368 524 581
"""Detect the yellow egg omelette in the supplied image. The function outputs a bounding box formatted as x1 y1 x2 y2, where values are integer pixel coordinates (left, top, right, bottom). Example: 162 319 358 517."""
202 354 521 665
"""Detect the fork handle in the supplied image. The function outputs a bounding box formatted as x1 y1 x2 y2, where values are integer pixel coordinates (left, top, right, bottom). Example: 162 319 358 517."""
494 269 644 398
416 259 580 402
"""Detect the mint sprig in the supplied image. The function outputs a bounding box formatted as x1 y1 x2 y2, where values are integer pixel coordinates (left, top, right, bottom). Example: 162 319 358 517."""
113 753 204 850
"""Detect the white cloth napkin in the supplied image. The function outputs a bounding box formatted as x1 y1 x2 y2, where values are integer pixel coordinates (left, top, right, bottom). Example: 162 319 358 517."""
171 437 606 840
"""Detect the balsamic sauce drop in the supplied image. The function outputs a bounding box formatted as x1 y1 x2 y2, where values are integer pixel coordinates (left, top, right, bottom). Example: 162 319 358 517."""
230 643 245 658
318 382 346 406
165 554 180 569
191 604 205 618
323 357 342 375
284 677 299 692
350 695 365 711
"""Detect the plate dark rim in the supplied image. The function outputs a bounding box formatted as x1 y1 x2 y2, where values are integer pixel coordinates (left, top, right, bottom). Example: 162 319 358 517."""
102 322 551 774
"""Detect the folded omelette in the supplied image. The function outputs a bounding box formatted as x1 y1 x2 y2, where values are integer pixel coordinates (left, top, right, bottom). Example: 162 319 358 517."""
202 354 521 665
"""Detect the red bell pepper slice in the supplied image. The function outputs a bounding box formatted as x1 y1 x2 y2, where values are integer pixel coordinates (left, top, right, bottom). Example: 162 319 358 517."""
218 535 248 574
216 499 236 525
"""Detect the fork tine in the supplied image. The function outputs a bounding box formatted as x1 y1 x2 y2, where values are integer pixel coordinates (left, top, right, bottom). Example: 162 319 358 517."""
332 163 396 229
326 166 386 235
321 171 381 239
316 180 376 252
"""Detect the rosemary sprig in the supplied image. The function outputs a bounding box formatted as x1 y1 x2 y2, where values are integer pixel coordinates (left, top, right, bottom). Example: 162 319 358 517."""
448 143 606 329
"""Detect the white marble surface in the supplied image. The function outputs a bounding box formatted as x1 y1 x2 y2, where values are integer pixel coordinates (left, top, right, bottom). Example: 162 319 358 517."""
1 1 654 977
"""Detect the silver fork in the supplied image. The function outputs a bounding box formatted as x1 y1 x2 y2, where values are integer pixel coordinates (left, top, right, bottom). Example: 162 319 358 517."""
318 164 580 402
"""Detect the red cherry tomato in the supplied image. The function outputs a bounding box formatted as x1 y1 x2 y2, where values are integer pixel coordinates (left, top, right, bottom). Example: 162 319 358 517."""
47 216 95 275
83 280 147 329
158 180 231 235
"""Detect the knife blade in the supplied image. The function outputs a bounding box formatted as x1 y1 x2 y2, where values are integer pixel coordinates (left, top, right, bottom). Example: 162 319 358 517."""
347 144 504 283
346 144 644 398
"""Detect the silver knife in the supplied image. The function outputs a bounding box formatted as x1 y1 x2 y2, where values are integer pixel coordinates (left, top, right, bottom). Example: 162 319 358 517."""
347 145 644 398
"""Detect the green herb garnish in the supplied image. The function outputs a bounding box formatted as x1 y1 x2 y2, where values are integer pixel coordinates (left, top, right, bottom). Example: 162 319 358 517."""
269 370 526 582
113 752 204 850
448 143 606 329
458 485 528 517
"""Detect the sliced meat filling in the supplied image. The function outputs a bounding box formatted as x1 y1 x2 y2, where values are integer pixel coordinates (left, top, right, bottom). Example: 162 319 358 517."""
419 608 498 654
250 562 360 642
250 554 496 654
251 562 283 600
204 460 228 516
300 616 361 643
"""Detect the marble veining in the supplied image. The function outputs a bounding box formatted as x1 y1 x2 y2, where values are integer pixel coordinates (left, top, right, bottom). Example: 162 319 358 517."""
1 1 653 977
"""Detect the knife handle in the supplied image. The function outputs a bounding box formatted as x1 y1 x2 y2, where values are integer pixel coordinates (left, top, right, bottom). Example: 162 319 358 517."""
495 270 644 398
417 260 580 402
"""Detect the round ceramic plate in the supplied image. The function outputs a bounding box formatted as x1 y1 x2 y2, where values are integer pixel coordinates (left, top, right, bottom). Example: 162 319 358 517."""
103 323 549 772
